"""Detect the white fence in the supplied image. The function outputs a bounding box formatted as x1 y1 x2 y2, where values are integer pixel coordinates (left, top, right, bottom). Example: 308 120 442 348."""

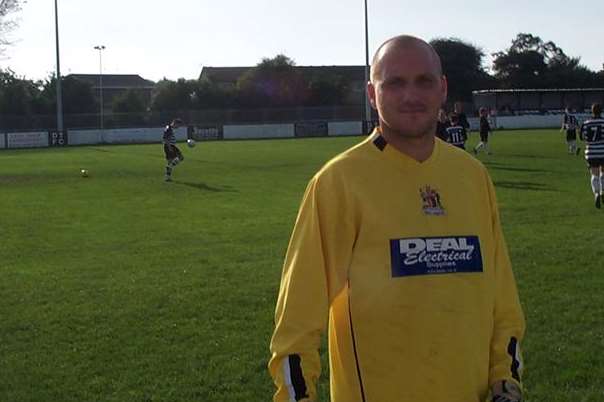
6 131 49 148
328 121 363 136
223 124 294 140
0 115 583 149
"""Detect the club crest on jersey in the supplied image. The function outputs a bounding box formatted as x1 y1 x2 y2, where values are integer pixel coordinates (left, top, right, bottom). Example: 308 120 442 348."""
390 236 483 277
420 185 445 215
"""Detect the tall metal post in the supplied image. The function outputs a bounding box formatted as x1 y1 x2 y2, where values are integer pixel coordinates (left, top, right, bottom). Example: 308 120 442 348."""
94 45 106 129
54 0 64 132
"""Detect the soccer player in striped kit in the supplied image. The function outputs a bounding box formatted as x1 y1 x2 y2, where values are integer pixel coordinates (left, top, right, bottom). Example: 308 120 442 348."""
561 107 581 155
474 107 492 155
163 118 184 182
445 113 468 149
580 103 604 208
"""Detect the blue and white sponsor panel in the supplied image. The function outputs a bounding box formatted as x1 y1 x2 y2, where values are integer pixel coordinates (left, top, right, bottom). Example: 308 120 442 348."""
390 236 483 277
223 124 295 140
328 121 363 136
6 132 49 149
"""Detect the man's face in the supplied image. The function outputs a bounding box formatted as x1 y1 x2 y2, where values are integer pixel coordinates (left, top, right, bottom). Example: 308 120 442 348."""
454 102 462 113
368 44 447 139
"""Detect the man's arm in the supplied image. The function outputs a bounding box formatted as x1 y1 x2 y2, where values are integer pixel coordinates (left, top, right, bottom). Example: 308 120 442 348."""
485 172 526 400
269 172 355 401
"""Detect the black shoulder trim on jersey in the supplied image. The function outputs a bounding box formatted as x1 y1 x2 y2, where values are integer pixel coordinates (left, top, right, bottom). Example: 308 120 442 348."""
507 337 521 382
373 135 387 151
348 282 367 402
288 354 309 401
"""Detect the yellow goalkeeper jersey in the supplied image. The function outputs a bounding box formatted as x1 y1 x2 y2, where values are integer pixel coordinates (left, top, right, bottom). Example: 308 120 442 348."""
269 130 525 402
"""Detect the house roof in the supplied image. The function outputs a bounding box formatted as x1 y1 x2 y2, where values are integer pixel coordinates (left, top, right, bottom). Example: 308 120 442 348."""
66 74 155 89
200 65 368 83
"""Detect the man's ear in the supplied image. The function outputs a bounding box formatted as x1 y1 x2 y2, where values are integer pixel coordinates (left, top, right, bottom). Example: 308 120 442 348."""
367 81 377 109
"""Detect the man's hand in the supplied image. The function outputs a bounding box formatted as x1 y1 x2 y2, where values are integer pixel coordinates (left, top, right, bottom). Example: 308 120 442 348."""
491 380 522 402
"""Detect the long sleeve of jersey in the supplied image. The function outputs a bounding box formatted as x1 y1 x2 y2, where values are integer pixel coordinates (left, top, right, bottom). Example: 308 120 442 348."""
485 172 526 389
268 171 355 402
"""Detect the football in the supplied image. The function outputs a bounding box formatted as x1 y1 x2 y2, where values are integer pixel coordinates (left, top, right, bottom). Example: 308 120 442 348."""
80 169 89 178
187 139 196 148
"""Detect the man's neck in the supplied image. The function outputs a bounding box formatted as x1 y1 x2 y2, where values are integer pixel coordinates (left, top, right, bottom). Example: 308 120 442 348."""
380 125 436 163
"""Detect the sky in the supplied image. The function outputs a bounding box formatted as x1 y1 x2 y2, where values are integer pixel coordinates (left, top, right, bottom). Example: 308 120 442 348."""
1 0 603 82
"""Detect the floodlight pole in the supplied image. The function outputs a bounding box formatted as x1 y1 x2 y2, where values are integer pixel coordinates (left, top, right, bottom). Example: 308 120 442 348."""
363 0 371 126
94 45 106 130
54 0 64 132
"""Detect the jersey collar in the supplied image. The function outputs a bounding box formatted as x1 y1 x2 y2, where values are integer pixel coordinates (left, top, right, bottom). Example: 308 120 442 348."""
369 127 441 168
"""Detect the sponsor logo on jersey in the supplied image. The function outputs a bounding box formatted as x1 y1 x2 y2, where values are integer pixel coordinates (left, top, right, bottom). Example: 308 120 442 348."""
390 236 483 277
420 185 445 215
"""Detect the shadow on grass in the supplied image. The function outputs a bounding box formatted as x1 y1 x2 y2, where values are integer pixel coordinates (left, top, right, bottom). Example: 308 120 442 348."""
484 163 549 173
498 153 560 160
88 147 115 153
493 180 558 192
89 147 168 161
172 180 236 192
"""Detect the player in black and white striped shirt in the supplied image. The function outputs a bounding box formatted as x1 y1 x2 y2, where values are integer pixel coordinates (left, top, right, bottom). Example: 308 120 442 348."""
163 118 184 182
561 107 581 155
579 103 604 208
445 113 468 150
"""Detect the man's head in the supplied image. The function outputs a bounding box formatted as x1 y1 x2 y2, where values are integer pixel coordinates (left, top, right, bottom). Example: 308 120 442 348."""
367 35 447 139
479 107 487 117
592 103 602 118
454 101 463 114
449 113 459 125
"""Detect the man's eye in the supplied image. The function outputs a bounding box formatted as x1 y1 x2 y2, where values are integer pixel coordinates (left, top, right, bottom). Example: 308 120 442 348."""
384 79 405 88
417 77 436 88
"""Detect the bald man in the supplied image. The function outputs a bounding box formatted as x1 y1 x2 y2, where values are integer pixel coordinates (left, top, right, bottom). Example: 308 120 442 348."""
269 35 525 402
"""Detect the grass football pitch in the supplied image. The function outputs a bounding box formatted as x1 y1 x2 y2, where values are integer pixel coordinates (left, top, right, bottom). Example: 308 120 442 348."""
1 129 603 401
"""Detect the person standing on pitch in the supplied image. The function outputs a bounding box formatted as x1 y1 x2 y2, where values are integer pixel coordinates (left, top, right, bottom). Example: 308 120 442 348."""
445 113 468 150
269 35 525 402
474 107 492 155
561 107 581 155
163 118 184 182
579 103 604 208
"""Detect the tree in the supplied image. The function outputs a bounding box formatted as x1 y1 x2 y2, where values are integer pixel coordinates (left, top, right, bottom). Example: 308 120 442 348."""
0 0 23 55
0 68 42 115
237 54 307 107
150 78 197 112
39 75 98 114
190 78 236 109
305 73 347 106
492 49 547 88
430 38 494 103
491 33 601 89
112 89 147 113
